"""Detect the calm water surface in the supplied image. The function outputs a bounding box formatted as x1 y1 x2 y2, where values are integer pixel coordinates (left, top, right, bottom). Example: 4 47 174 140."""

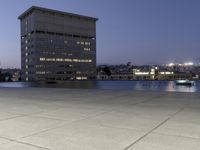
0 81 200 93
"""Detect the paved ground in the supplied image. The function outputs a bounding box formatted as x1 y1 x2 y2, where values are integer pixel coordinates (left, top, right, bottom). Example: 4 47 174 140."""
0 87 199 150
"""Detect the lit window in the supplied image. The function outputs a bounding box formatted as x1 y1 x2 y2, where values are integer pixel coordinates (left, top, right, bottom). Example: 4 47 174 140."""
25 59 28 63
73 59 79 62
56 58 63 62
84 48 91 51
26 77 28 81
25 53 28 56
64 41 68 44
160 72 174 75
81 42 84 45
85 42 90 45
26 71 28 75
65 58 72 62
46 58 55 61
72 59 92 63
76 41 80 45
40 58 45 61
26 65 28 69
80 60 86 62
134 72 149 75
76 77 88 80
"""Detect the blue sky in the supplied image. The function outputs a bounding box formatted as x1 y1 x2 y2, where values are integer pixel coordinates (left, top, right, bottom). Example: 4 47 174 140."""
0 0 200 68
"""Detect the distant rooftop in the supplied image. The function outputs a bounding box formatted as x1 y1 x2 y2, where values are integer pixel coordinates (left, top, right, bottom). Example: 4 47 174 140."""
18 6 98 21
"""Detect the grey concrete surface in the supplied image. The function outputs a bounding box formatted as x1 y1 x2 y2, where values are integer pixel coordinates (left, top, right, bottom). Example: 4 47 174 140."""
0 87 199 150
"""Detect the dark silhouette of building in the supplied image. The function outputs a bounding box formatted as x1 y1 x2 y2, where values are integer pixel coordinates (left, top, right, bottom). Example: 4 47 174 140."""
18 6 98 81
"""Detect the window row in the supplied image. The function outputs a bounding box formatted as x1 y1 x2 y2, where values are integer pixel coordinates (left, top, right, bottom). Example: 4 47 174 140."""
39 58 92 63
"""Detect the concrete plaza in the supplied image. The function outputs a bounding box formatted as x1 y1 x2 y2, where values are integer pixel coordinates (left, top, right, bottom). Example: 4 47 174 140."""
0 87 199 150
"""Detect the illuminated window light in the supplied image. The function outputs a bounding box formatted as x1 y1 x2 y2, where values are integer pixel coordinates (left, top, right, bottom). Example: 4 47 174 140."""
84 48 91 51
65 59 72 62
135 72 149 75
46 58 55 61
76 77 88 80
85 42 90 45
160 72 174 75
40 58 45 61
56 58 63 62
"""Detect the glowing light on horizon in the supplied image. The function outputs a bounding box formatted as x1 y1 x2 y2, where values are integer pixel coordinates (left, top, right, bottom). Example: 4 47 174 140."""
184 62 194 66
168 63 175 67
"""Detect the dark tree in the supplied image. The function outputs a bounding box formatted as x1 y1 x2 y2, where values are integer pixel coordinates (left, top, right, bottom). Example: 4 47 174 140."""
0 71 3 82
103 66 112 76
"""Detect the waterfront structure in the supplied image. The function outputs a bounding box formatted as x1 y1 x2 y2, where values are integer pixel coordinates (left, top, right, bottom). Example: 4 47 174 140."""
18 6 98 81
96 64 200 81
97 73 133 80
133 69 174 80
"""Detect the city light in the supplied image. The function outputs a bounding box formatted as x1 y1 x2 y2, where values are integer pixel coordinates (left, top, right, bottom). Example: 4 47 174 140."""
166 62 195 67
184 62 194 66
135 72 149 75
168 63 175 67
160 72 174 75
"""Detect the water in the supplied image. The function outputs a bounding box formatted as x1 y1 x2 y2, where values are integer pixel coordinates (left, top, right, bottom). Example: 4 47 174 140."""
0 81 200 93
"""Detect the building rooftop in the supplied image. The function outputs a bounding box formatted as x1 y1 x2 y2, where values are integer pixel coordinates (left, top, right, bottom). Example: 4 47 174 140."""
18 6 98 21
0 87 199 149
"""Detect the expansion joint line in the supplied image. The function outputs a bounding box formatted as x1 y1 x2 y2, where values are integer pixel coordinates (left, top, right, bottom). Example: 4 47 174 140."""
0 136 52 150
123 103 188 150
123 117 170 150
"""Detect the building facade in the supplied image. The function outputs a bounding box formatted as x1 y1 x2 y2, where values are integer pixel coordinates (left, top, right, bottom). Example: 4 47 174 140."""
18 6 98 81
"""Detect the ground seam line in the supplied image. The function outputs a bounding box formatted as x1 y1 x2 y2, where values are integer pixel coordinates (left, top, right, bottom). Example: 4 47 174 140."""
0 136 52 150
123 104 187 150
123 117 170 150
17 111 108 140
153 131 200 140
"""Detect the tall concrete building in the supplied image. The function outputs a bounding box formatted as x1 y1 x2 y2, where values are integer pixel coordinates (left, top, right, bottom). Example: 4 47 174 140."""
18 6 98 81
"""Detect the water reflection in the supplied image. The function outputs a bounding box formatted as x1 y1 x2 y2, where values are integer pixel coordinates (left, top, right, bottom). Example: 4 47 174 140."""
0 81 199 93
164 81 197 93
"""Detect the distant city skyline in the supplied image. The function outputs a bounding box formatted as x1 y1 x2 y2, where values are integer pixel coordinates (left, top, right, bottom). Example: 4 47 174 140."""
0 0 200 68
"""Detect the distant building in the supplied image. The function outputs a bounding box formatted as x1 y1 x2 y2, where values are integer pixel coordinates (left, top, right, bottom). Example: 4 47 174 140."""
18 6 98 81
0 69 21 82
97 73 133 80
133 68 177 80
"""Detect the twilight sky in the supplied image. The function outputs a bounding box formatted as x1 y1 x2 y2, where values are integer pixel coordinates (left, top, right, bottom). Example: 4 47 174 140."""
0 0 200 68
